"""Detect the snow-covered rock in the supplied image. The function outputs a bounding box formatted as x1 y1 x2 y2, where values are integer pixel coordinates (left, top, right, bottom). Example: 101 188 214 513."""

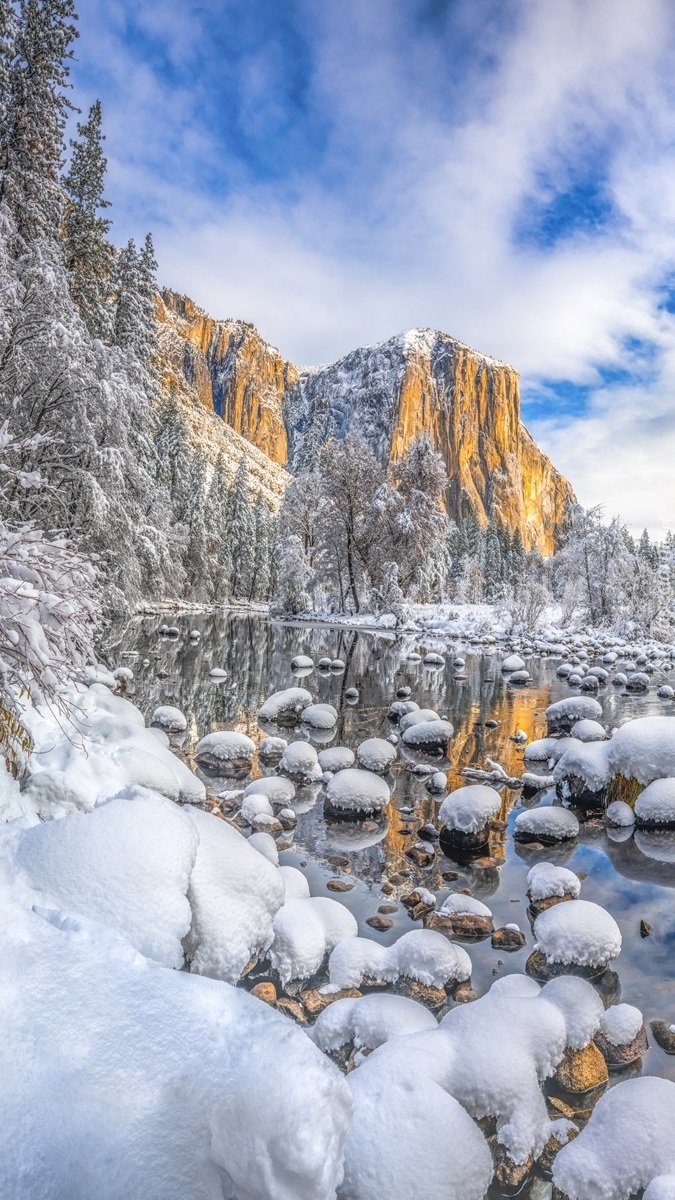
439 785 501 840
151 705 187 732
570 718 607 742
534 899 621 969
195 731 256 769
317 746 355 772
325 768 390 816
502 654 525 672
514 806 579 842
258 687 313 725
526 862 581 903
607 716 675 785
606 799 635 827
600 1003 644 1047
301 703 338 730
356 737 397 773
244 775 296 805
546 696 603 733
400 707 441 731
635 777 675 827
279 740 322 782
401 719 453 752
311 992 437 1055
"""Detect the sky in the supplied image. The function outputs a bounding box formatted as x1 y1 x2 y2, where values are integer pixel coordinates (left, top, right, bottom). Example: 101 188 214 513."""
70 0 675 538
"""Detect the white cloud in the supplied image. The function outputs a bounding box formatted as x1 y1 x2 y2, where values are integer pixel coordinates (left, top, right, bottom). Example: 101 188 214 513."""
75 0 675 535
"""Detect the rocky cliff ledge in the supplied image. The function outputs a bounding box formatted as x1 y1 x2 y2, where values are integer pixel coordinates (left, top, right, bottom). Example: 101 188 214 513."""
157 292 574 553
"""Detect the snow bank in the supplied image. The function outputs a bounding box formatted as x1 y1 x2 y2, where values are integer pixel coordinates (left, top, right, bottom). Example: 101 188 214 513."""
0 890 351 1200
553 1077 675 1200
534 899 622 968
184 807 285 983
4 790 197 969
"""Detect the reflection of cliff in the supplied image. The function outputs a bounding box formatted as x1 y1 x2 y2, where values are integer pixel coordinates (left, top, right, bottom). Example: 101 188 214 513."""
157 292 574 553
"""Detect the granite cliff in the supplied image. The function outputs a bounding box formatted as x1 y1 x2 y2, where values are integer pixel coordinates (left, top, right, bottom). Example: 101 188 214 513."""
157 291 574 553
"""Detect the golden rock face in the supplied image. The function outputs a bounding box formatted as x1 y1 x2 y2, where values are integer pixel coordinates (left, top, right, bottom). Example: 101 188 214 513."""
157 293 574 552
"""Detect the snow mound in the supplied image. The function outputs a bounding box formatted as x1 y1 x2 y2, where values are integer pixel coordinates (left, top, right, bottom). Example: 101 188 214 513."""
247 831 279 864
301 703 338 730
600 1003 644 1047
0 889 351 1200
502 654 526 671
607 716 675 785
258 687 313 724
635 778 675 827
553 1077 675 1200
534 899 621 968
4 791 197 969
151 705 187 732
644 1179 675 1200
184 807 285 983
318 746 355 772
258 735 287 759
514 806 579 841
439 785 501 834
540 976 604 1049
524 737 571 763
268 895 358 985
326 768 390 815
326 929 471 991
356 737 396 773
546 697 603 729
240 793 274 824
311 992 437 1054
527 862 581 902
279 740 322 782
278 864 311 899
291 655 314 670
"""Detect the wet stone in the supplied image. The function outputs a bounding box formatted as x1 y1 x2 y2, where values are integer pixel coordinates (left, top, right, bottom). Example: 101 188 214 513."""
405 842 436 867
490 1140 534 1191
366 915 394 931
491 926 526 952
426 911 493 941
327 879 354 892
300 987 363 1017
538 1123 579 1176
377 904 398 914
640 918 653 937
275 997 308 1024
452 981 478 1004
526 950 609 983
650 1018 675 1054
594 1025 649 1068
395 977 447 1010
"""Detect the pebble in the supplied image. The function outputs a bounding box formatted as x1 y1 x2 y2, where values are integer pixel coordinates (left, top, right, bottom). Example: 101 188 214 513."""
650 1018 675 1054
327 879 354 892
377 904 398 914
640 918 653 938
427 911 493 940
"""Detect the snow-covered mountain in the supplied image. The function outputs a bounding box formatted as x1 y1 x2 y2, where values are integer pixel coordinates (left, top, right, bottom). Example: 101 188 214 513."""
157 291 574 552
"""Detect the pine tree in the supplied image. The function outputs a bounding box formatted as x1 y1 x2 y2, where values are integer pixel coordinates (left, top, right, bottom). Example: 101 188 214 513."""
62 99 114 340
0 0 78 243
155 388 190 509
272 534 310 615
113 237 141 352
483 526 503 599
206 451 231 601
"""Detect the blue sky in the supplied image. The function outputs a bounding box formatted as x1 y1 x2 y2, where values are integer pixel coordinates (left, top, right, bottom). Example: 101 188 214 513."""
71 0 675 536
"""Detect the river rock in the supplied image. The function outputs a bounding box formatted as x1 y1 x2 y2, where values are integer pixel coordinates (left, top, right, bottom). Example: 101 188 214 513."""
275 997 308 1024
250 982 277 1006
327 879 354 892
491 925 526 951
300 986 363 1016
594 1025 649 1068
366 915 394 931
395 977 447 1010
489 1140 534 1191
406 842 436 868
555 1043 609 1093
426 910 493 940
538 1122 579 1175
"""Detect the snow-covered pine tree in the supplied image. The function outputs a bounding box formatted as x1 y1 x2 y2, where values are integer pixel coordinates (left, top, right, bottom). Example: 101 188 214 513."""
62 98 114 340
183 449 209 600
0 0 77 245
249 492 272 601
155 387 191 510
483 526 503 599
228 456 255 599
205 451 231 602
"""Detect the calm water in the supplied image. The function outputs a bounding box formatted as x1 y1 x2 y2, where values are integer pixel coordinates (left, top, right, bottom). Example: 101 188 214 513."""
105 611 675 1088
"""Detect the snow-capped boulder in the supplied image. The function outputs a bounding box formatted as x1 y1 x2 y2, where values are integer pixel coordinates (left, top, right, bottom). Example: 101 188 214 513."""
317 746 355 773
279 741 322 783
546 696 603 734
356 737 397 773
268 895 358 985
401 719 453 753
635 778 675 828
514 806 579 843
326 929 471 992
244 775 296 805
151 706 187 732
301 703 338 730
533 899 621 971
258 687 313 725
325 768 390 816
439 784 501 848
195 731 256 770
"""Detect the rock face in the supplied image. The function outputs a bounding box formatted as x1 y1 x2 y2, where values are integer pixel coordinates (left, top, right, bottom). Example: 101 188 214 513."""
158 293 575 553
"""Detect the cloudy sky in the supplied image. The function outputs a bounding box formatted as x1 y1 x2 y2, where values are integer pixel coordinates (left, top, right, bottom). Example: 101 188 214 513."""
72 0 675 537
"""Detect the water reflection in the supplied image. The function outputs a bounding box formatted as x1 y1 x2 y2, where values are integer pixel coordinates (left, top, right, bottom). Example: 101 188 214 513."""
105 611 675 1084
